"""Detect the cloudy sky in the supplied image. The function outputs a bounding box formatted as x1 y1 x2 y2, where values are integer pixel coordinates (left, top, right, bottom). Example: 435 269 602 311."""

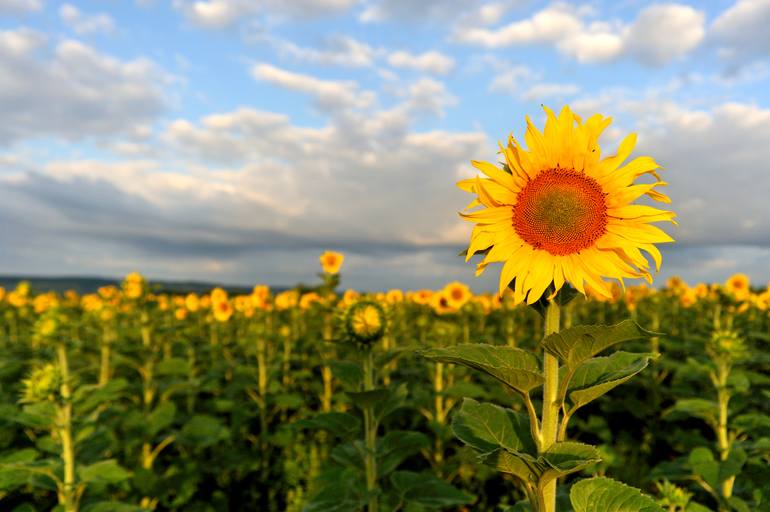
1 0 769 291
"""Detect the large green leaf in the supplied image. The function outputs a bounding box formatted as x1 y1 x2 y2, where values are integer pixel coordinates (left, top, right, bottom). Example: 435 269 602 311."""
0 403 56 429
347 384 408 424
570 477 663 512
420 345 542 395
295 412 361 440
665 399 719 427
477 449 539 483
304 471 366 512
377 431 430 476
542 320 658 368
688 447 719 490
566 352 654 412
146 401 176 437
451 398 536 455
390 471 474 508
78 459 132 484
541 442 601 483
81 502 145 512
179 415 231 448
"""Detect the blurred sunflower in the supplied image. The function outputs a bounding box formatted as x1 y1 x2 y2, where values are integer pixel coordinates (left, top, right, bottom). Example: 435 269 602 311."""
724 273 750 301
459 105 675 304
320 251 344 274
443 281 471 309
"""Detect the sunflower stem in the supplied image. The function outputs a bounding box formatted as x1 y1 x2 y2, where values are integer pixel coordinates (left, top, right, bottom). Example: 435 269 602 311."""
363 348 379 512
538 299 560 512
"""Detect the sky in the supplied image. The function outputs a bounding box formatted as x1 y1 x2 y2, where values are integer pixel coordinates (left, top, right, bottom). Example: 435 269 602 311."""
1 0 770 292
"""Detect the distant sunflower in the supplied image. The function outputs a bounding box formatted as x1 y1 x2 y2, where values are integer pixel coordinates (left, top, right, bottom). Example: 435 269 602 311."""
443 281 471 309
724 273 750 300
320 251 345 274
459 105 675 304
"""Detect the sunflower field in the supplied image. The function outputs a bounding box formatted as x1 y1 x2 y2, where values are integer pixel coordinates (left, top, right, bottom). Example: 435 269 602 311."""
0 268 767 512
1 108 768 512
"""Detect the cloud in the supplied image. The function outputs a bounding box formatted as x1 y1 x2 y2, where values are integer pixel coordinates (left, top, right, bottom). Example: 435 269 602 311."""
251 63 376 111
454 2 704 66
486 62 578 101
0 0 41 14
387 50 455 74
271 35 378 67
519 82 579 101
711 0 770 66
487 64 535 94
402 78 458 116
1 94 488 287
360 0 472 23
623 4 705 66
59 4 115 35
0 28 170 144
570 91 770 251
173 0 356 28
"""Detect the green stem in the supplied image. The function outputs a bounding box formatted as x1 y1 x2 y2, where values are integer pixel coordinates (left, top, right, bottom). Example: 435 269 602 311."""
363 348 379 512
715 364 734 500
538 300 560 512
57 343 78 512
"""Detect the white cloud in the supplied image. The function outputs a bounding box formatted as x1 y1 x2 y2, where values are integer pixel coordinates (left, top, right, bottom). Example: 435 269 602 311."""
520 82 579 101
59 4 116 35
387 50 455 74
486 63 577 101
0 0 41 14
173 0 356 28
1 93 488 286
711 0 770 65
487 65 535 94
272 35 378 67
402 78 458 116
455 2 704 66
360 0 499 24
0 28 170 144
623 4 705 66
251 63 375 111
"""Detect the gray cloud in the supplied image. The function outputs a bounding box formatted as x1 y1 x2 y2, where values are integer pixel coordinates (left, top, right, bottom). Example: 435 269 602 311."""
0 28 169 145
711 0 770 68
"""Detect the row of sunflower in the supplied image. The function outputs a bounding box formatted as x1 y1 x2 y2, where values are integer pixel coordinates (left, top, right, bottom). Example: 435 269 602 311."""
0 259 767 511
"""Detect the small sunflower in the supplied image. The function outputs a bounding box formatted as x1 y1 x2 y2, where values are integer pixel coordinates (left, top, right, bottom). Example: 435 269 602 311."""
212 299 233 323
320 251 345 274
459 105 675 304
724 273 750 301
21 363 61 403
443 281 472 309
343 300 386 344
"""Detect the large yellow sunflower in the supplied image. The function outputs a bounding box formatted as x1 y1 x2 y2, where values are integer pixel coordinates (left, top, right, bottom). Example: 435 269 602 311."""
459 105 675 305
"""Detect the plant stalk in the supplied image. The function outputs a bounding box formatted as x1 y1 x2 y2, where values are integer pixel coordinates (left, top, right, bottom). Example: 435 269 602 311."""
57 343 78 512
363 348 379 512
539 300 561 512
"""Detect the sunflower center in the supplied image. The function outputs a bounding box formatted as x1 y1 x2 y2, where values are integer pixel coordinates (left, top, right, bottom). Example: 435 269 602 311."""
513 168 607 256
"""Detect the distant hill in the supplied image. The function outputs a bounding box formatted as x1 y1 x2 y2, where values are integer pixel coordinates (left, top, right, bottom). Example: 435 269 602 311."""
0 275 265 295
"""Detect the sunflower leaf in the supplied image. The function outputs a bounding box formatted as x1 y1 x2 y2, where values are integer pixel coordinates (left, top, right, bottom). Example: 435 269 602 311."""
542 320 660 369
565 352 655 413
451 398 537 455
419 345 543 396
570 477 663 512
539 442 602 487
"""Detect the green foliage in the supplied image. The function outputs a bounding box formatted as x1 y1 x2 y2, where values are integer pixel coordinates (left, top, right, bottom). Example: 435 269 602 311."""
419 344 543 396
570 477 663 512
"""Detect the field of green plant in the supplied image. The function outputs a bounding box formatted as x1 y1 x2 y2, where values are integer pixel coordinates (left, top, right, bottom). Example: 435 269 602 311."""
0 267 768 512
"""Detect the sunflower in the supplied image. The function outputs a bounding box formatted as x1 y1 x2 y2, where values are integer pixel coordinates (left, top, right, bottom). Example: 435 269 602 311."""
459 105 675 304
212 299 233 323
320 251 345 274
443 281 472 309
724 273 750 301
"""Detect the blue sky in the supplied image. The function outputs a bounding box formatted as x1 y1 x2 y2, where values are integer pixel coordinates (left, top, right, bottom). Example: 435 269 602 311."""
1 0 770 291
